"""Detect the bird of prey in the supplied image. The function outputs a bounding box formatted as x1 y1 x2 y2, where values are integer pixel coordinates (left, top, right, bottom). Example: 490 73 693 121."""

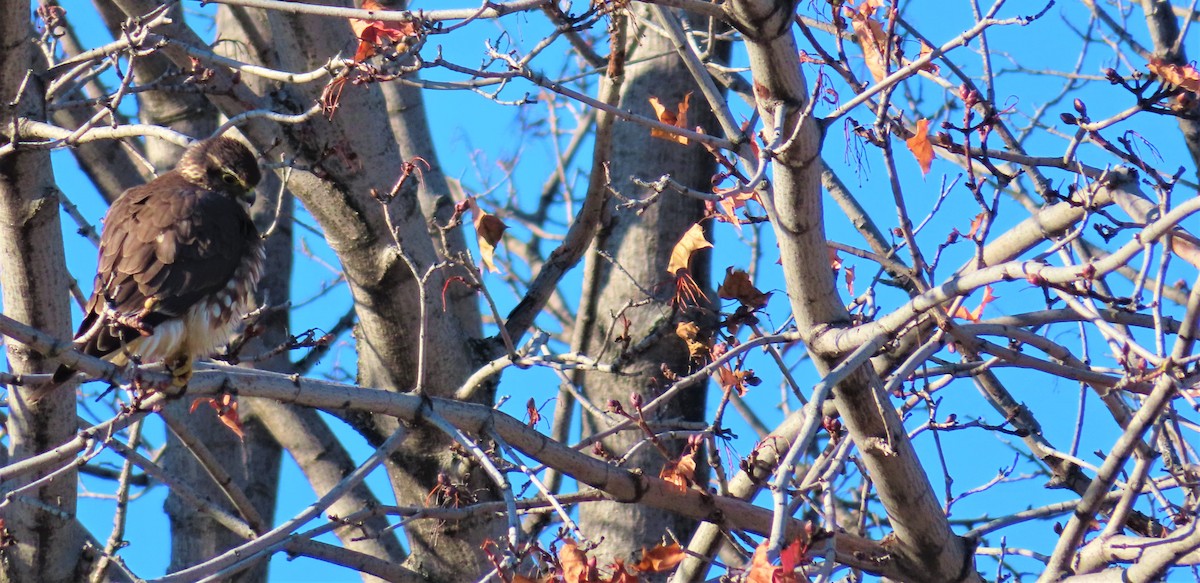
37 136 264 401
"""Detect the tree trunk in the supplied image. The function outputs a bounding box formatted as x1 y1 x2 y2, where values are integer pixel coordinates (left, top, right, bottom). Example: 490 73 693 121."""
0 4 84 581
576 5 723 569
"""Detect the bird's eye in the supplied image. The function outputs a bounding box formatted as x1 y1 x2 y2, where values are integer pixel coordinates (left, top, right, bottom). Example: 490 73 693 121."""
221 173 239 185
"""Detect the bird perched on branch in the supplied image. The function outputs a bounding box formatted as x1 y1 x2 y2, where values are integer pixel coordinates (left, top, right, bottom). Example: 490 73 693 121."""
34 136 264 402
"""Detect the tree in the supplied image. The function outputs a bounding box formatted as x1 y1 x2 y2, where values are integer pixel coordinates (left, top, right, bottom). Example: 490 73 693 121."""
2 0 1200 581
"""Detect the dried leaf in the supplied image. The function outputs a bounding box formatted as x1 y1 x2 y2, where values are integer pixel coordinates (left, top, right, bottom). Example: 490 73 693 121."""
953 285 998 322
659 449 697 493
648 92 692 144
917 41 941 75
845 265 856 295
780 538 806 572
191 394 245 440
828 247 843 271
717 267 770 309
350 0 420 62
1148 58 1200 94
745 540 801 583
906 118 933 175
675 321 710 361
560 540 591 583
605 561 639 583
717 365 751 396
846 3 889 82
632 542 685 573
965 212 986 239
667 223 712 276
467 198 508 273
714 190 758 232
745 542 775 583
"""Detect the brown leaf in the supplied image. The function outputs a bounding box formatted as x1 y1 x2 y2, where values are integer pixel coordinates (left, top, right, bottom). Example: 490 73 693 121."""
560 540 591 583
1148 58 1200 94
659 451 697 494
632 542 685 573
648 92 692 144
467 198 508 273
717 365 751 397
917 41 941 75
674 321 710 361
717 267 770 309
965 211 986 239
667 223 712 276
714 190 758 231
846 3 889 82
906 118 933 175
845 265 856 295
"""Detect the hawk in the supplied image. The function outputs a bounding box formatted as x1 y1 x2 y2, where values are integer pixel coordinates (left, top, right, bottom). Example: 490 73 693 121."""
38 136 264 401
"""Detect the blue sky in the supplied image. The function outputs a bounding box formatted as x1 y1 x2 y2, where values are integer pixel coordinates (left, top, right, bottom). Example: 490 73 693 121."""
29 0 1200 580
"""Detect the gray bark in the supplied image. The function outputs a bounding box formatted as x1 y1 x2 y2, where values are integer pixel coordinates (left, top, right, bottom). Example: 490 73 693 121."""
0 3 84 581
575 5 722 569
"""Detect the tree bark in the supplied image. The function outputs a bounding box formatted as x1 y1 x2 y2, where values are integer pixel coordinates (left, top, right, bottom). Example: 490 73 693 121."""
575 5 722 569
0 4 84 581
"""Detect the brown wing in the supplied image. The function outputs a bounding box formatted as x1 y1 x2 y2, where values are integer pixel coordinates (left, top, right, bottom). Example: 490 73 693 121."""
70 170 256 364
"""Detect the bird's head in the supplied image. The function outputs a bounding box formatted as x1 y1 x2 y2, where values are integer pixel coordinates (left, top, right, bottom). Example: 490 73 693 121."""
179 136 262 207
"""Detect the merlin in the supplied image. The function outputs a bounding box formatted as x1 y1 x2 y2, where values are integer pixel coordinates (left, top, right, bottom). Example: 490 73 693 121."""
35 136 264 401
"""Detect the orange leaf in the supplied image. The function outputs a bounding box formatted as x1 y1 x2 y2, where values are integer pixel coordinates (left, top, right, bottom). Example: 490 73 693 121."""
605 561 639 583
965 212 986 239
715 190 758 232
191 395 245 439
717 267 770 309
560 540 591 583
828 247 843 271
953 285 999 322
917 41 941 75
746 542 775 583
660 453 697 494
746 540 801 583
952 305 977 322
906 118 933 175
846 3 889 82
467 198 508 273
648 93 692 144
350 0 420 63
632 542 685 573
844 265 856 295
667 223 712 276
1148 58 1200 94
